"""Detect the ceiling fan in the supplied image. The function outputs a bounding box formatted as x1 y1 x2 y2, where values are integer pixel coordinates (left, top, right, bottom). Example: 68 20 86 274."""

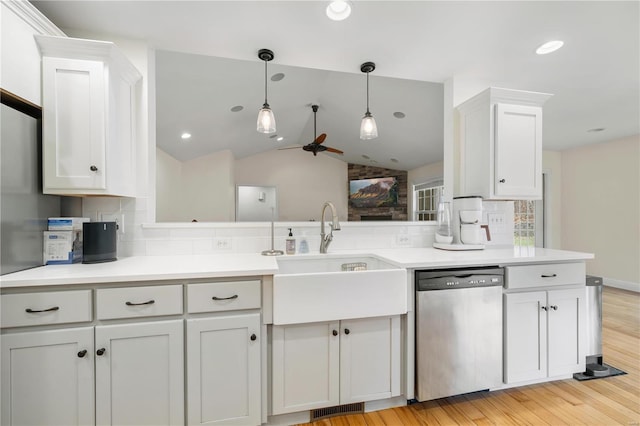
279 104 344 156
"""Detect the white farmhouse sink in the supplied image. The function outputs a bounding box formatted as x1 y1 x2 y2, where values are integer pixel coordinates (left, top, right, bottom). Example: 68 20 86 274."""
272 255 408 325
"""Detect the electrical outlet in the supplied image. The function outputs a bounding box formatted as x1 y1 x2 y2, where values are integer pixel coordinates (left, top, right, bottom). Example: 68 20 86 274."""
100 213 125 234
214 237 232 250
488 213 505 232
396 235 411 246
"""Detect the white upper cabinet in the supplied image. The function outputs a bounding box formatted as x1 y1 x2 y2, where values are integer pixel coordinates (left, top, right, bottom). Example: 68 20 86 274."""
457 87 552 200
1 1 65 106
35 35 141 197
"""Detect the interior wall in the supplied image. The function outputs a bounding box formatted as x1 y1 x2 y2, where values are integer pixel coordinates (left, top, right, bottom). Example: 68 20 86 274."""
156 148 183 222
235 148 348 222
542 150 562 249
561 135 640 288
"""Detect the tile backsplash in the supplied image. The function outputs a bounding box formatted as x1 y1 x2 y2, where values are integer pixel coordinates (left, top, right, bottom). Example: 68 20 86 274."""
82 197 515 257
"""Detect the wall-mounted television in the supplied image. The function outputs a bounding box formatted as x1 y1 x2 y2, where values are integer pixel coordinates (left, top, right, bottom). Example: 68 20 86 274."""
349 176 399 208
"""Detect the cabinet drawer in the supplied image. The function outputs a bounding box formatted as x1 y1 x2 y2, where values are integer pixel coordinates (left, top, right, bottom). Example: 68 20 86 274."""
1 290 92 328
505 263 585 289
96 285 183 320
187 280 261 313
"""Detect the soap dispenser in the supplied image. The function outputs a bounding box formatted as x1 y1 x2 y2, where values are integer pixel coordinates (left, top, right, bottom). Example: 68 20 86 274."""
286 228 296 255
298 232 309 254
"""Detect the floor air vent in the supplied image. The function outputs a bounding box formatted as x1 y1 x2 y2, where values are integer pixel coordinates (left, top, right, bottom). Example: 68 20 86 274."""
310 402 364 421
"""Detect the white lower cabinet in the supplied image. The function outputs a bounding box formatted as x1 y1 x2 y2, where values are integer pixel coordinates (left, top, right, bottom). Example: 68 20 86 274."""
272 316 401 415
186 313 261 426
1 327 95 426
95 320 184 426
504 288 586 383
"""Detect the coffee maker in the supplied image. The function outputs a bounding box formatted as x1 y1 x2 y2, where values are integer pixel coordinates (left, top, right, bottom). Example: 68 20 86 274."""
434 196 488 250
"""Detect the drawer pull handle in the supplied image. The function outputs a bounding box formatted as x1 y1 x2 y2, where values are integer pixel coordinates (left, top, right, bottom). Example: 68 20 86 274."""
25 306 59 313
212 295 238 301
125 300 155 306
550 305 558 311
96 348 106 356
77 350 87 358
250 334 257 341
541 274 557 278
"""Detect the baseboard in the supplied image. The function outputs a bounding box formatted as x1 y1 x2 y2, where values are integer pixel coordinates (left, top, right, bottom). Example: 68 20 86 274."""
603 277 640 293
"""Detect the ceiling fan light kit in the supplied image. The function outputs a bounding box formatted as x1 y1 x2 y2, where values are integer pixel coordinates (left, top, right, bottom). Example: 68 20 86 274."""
326 1 352 21
257 48 276 134
360 61 378 140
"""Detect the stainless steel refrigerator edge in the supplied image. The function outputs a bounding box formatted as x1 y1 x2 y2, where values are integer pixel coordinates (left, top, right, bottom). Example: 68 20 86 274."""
1 98 61 275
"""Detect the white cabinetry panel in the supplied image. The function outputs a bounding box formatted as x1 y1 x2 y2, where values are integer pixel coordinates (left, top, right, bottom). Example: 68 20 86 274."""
1 327 94 426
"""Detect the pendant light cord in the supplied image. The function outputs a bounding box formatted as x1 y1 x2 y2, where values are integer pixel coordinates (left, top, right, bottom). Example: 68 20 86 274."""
366 71 370 114
263 60 269 107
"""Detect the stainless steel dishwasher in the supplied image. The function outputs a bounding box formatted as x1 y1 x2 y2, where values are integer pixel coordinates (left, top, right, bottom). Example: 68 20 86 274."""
415 267 504 401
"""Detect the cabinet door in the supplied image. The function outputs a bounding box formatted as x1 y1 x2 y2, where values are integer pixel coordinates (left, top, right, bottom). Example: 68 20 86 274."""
272 322 340 414
42 56 106 191
504 291 548 383
548 288 586 377
494 103 542 199
186 313 261 426
95 320 184 426
340 316 401 404
1 327 94 426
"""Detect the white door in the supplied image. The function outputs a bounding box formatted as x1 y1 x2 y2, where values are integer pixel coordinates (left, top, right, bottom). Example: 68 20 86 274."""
271 321 340 414
504 291 548 383
548 288 586 377
186 313 261 425
42 56 106 191
494 103 542 199
1 327 94 426
340 316 401 404
95 320 184 426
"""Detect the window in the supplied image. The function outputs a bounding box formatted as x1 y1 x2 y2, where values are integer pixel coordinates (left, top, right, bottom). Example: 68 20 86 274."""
514 200 536 246
413 180 444 221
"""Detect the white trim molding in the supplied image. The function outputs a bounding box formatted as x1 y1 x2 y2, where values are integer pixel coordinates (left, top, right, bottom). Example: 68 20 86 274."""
2 0 66 36
604 277 640 293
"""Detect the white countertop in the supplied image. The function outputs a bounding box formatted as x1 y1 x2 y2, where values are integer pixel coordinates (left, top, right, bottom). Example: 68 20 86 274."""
0 247 593 289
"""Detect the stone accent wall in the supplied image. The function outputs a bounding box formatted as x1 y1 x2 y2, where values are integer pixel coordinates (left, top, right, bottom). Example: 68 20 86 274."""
347 164 408 221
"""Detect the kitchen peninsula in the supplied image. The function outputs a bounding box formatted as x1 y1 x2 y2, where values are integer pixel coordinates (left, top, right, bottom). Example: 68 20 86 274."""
1 247 593 425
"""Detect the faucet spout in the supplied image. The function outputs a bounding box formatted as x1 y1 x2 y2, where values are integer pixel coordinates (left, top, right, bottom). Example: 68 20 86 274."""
320 201 341 253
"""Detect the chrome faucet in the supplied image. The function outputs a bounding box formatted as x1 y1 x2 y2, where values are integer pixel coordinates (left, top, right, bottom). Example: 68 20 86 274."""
320 201 341 253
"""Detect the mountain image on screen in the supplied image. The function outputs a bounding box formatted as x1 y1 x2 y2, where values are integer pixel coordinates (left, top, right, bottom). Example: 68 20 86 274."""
349 177 399 208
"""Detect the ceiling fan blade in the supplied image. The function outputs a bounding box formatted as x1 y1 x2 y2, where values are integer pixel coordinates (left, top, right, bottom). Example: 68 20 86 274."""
277 146 302 150
325 147 344 155
314 133 327 144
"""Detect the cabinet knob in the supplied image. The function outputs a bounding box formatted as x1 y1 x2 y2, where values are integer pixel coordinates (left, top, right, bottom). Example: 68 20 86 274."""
541 306 548 311
332 330 338 336
250 334 257 341
499 179 506 183
90 165 98 172
550 305 558 311
344 328 350 335
77 349 87 358
96 348 106 356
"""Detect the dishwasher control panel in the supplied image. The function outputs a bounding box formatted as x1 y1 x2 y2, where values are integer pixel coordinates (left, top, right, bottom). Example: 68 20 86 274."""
416 266 504 291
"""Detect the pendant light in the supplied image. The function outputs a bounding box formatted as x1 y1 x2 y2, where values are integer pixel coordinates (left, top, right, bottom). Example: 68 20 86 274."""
359 61 378 140
257 48 276 134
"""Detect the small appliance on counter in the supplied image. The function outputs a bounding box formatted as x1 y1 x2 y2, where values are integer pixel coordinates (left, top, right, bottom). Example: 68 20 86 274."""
433 196 489 250
82 222 117 263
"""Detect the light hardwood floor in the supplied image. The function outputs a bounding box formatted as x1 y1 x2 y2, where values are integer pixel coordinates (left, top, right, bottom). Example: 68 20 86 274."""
298 286 640 425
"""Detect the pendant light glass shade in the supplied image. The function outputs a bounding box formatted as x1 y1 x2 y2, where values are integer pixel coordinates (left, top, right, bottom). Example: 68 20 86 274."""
359 62 378 140
257 49 276 134
360 112 378 139
257 105 276 134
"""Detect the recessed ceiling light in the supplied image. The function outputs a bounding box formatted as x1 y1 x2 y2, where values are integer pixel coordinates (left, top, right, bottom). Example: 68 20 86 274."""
276 136 284 142
536 40 564 55
393 112 406 119
587 128 606 133
271 73 285 82
230 105 243 112
326 1 351 21
181 132 191 140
